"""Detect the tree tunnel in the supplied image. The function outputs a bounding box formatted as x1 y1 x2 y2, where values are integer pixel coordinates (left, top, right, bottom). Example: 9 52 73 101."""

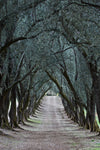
0 0 100 134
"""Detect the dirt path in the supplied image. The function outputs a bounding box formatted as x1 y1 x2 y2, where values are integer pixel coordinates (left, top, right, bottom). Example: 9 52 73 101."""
0 96 100 150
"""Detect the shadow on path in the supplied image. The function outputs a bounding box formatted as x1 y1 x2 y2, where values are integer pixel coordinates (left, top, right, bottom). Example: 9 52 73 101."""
0 96 100 150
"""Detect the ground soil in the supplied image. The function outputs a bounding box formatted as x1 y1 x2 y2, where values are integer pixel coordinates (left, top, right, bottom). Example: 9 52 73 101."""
0 96 100 150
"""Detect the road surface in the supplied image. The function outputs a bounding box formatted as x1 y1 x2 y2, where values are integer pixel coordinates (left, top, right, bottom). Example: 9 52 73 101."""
0 96 100 150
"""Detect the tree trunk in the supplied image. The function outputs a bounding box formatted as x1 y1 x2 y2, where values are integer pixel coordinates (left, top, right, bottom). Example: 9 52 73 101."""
89 63 98 132
94 75 100 123
90 94 95 131
85 87 91 129
9 86 18 128
0 95 3 127
2 91 10 128
17 89 24 124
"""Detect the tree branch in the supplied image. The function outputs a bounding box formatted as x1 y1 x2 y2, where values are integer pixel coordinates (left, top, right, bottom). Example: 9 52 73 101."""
0 31 43 53
7 64 38 91
14 52 25 81
54 46 72 54
81 0 100 8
